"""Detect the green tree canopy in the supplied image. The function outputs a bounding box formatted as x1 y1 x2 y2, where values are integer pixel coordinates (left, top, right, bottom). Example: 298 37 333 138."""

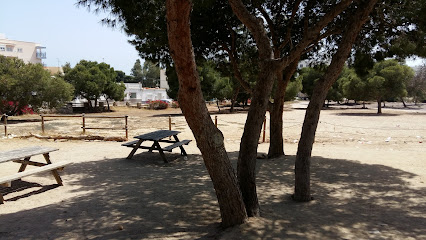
41 76 74 110
338 67 368 104
64 60 118 109
130 59 144 83
115 70 134 83
367 59 414 113
142 60 160 88
104 79 125 111
0 56 73 115
284 77 303 102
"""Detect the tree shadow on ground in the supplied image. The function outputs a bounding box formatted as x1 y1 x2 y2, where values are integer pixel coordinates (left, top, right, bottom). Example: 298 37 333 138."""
223 154 425 239
0 152 221 240
0 180 59 203
0 152 424 239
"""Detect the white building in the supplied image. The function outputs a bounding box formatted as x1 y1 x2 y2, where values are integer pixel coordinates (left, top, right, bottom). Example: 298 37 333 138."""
124 82 170 103
0 34 46 64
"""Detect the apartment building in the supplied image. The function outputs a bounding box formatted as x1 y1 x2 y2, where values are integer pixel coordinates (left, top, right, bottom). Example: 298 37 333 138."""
0 33 46 64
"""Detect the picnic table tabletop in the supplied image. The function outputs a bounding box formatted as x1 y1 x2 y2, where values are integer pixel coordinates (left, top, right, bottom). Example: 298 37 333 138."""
0 146 59 164
134 130 181 141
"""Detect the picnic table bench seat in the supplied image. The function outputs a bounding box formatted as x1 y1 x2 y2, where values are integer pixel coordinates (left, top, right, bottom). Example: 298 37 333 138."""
121 140 139 147
0 161 70 187
162 139 191 152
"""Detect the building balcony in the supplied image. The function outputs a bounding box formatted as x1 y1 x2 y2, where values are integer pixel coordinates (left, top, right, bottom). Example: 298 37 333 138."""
36 52 46 59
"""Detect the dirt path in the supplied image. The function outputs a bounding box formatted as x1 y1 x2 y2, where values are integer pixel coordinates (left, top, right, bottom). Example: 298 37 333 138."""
0 102 425 239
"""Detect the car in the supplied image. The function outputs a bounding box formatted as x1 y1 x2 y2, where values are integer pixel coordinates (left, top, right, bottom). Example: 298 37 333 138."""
160 99 173 103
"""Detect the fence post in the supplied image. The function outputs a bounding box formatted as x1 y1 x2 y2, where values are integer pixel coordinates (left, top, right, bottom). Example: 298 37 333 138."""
3 114 7 137
125 115 128 140
82 114 86 134
215 116 218 127
41 115 45 134
169 115 172 140
262 117 266 143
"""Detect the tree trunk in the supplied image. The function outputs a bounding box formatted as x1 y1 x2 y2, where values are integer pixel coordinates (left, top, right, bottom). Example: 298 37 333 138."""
230 86 240 113
216 100 221 112
106 99 111 112
268 60 299 158
294 90 324 201
294 0 378 202
166 0 247 228
377 98 382 114
238 59 278 216
228 0 281 217
401 97 407 108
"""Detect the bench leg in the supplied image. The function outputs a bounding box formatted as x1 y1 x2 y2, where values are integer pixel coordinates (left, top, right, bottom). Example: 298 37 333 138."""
179 146 188 156
148 142 156 152
43 153 63 186
127 140 144 159
0 193 4 204
18 157 31 172
173 135 188 156
153 141 168 163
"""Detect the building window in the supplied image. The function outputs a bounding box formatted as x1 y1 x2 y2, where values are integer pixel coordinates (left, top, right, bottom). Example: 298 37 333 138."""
0 46 5 51
17 48 23 53
6 47 13 52
130 92 137 99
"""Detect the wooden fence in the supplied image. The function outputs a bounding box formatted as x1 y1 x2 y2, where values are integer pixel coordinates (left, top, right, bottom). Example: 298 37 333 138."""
40 114 128 140
3 113 266 143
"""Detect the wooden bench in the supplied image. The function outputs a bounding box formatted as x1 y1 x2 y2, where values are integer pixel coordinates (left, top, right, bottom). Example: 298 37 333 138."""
162 139 191 152
122 139 191 152
121 140 139 147
0 146 72 204
123 130 192 162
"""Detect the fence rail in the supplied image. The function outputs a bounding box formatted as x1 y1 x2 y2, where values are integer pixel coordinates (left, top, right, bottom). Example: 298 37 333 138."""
40 114 128 140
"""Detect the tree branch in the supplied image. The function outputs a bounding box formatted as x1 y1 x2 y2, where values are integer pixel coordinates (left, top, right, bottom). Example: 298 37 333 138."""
228 0 273 60
279 0 354 70
279 0 303 51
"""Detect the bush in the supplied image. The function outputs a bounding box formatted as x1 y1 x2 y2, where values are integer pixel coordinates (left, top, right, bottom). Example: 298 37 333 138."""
148 100 168 110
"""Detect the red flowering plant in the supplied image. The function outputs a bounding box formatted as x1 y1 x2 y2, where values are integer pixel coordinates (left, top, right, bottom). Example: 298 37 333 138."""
171 101 179 108
0 101 34 116
148 100 169 110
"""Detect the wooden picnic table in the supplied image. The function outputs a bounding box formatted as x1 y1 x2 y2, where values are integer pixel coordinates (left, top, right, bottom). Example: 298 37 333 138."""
122 130 191 163
0 146 71 204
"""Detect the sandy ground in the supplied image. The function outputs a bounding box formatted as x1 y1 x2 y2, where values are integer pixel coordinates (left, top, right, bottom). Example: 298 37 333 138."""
0 101 425 240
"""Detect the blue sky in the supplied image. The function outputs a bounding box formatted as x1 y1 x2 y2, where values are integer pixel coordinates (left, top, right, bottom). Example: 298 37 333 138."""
0 0 140 74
